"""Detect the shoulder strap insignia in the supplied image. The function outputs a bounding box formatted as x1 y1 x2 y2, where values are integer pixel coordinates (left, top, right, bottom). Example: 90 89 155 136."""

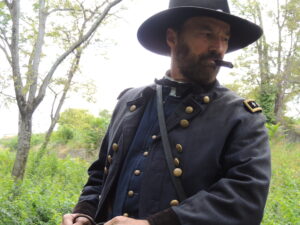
117 88 133 100
243 99 263 113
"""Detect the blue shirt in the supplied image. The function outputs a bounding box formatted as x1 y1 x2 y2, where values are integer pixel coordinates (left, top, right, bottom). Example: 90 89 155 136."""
111 87 183 218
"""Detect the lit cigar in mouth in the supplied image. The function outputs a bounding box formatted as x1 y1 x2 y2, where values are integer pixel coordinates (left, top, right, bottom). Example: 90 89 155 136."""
214 60 234 68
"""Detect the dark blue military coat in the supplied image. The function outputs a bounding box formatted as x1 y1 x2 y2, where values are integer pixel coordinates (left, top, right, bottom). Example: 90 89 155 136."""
73 81 271 225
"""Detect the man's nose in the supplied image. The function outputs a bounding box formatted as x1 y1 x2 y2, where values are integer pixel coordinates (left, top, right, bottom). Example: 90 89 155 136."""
209 36 227 54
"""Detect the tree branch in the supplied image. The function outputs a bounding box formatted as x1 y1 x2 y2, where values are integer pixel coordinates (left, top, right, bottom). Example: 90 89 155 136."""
4 0 12 9
0 43 12 65
10 0 26 115
0 90 16 100
34 0 123 110
47 8 75 15
54 48 82 120
27 0 48 107
0 27 12 49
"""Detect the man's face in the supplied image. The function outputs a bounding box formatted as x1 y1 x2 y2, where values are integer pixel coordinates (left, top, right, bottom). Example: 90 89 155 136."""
174 16 230 85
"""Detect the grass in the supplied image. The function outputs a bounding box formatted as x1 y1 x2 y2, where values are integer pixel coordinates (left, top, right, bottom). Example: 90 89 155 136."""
0 139 299 224
262 141 300 225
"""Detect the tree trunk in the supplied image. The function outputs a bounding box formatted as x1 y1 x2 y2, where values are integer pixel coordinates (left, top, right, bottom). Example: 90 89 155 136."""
32 119 56 170
41 122 55 152
274 90 285 122
11 112 33 181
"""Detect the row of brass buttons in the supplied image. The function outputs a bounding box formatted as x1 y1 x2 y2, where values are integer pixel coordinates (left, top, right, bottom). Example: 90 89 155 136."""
104 142 119 175
128 95 210 115
127 100 210 210
129 96 210 114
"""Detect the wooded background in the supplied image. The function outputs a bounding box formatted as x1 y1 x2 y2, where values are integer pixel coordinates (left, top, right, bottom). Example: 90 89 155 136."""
0 0 299 224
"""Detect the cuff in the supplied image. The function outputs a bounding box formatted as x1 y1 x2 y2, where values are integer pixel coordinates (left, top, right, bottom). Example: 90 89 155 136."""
73 214 97 225
147 208 181 225
73 201 97 218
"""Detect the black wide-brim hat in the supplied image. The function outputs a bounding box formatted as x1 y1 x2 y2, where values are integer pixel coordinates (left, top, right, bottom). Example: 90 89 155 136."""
137 0 263 55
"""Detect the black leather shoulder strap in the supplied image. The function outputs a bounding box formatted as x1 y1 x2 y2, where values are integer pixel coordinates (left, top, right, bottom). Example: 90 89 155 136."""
156 84 187 202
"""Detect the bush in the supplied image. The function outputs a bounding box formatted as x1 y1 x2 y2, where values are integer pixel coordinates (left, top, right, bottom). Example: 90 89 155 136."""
30 133 45 147
0 136 18 151
0 134 45 152
52 109 110 150
0 149 88 225
53 126 74 144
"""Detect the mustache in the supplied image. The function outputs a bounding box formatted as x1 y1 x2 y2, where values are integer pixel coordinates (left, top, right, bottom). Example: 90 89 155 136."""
197 52 222 61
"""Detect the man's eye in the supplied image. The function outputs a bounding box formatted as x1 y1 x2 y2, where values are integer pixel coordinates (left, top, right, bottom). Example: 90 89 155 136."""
197 32 211 37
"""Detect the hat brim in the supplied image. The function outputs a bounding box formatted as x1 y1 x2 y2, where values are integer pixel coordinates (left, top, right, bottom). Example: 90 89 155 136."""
137 7 263 55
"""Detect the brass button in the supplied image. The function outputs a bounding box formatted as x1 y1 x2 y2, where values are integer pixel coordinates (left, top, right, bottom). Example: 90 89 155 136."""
170 199 179 206
203 96 210 104
174 158 180 167
173 168 183 177
152 135 157 140
129 105 137 112
134 170 141 176
123 213 129 217
185 106 194 114
176 144 183 153
180 119 189 128
104 167 108 175
143 151 149 156
112 143 119 152
128 190 134 197
107 155 112 163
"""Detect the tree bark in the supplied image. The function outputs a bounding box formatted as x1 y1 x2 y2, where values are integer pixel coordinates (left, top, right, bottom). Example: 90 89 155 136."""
11 112 33 181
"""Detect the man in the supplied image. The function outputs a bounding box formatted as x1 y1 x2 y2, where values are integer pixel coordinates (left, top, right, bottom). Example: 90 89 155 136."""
62 0 271 225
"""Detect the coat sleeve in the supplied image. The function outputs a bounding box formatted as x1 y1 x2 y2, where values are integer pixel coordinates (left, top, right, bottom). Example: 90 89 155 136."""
147 112 271 225
72 131 109 218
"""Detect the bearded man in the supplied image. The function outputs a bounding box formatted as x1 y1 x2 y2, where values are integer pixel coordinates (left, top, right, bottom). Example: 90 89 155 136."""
62 0 271 225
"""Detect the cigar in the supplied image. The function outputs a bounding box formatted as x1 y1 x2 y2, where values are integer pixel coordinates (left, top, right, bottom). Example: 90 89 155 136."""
214 60 234 68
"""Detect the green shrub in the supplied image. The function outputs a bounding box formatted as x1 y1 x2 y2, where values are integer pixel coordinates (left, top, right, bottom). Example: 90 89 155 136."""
0 136 18 151
30 133 45 147
266 123 281 139
0 149 88 225
53 109 110 150
0 134 45 152
54 126 74 144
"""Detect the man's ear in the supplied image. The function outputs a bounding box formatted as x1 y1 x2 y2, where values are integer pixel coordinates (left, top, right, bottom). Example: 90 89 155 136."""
166 28 177 49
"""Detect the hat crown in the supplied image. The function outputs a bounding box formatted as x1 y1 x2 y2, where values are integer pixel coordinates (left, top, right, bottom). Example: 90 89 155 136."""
169 0 230 13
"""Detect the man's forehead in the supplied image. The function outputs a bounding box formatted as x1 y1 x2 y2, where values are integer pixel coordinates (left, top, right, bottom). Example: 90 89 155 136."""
184 16 230 32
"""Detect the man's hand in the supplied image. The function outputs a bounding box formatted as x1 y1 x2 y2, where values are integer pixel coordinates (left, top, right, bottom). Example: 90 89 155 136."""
104 216 150 225
61 213 91 225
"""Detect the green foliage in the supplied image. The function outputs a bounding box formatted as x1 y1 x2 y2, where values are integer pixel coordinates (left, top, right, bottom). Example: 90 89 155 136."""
262 141 300 225
0 149 88 225
52 108 111 150
0 134 45 152
30 133 45 147
0 136 18 151
258 84 277 124
54 126 74 144
0 2 11 26
0 137 299 224
266 123 282 139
